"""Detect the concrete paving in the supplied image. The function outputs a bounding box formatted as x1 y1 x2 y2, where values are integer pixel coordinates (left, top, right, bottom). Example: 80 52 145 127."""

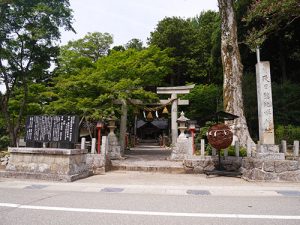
1 171 300 197
1 144 300 197
111 145 185 173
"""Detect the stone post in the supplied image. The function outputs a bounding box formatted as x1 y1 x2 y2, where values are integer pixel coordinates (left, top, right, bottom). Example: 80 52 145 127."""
235 141 240 157
223 149 228 157
91 138 96 154
246 138 252 157
255 61 284 160
256 61 275 144
81 137 86 150
119 99 127 156
212 148 216 156
200 139 205 158
281 140 287 154
171 93 178 145
293 140 299 157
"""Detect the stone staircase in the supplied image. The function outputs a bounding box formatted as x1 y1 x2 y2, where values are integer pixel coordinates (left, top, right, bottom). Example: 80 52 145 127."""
111 144 186 174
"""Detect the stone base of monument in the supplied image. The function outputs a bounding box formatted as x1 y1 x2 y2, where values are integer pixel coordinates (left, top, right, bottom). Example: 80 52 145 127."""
241 144 300 182
108 133 122 160
255 144 285 160
184 155 242 174
86 153 111 174
0 148 90 182
170 137 193 161
241 157 300 182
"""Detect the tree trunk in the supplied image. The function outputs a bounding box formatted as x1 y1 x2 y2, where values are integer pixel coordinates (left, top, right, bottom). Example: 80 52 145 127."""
218 0 254 147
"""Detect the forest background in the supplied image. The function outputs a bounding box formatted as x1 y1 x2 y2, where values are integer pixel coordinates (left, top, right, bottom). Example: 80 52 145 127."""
0 0 299 148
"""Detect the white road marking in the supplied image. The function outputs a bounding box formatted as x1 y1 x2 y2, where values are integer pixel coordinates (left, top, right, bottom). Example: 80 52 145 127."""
0 202 299 220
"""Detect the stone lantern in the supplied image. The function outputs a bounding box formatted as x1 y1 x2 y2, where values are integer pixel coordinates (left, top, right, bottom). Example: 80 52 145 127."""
107 114 117 135
177 111 189 139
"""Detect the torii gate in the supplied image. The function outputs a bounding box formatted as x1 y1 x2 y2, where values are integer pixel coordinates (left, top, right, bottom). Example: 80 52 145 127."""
157 84 195 145
116 84 194 155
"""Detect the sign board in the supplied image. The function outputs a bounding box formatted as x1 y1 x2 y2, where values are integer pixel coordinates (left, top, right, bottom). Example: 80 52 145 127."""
25 115 79 143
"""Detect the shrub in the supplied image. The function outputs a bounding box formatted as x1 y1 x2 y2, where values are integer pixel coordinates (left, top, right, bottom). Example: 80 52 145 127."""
0 135 10 149
275 125 300 144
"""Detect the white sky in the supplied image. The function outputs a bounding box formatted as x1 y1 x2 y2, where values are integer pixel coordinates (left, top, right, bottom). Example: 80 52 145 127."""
61 0 219 46
0 0 218 93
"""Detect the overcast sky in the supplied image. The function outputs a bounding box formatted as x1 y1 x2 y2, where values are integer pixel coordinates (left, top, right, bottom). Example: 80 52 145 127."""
1 0 219 93
61 0 219 46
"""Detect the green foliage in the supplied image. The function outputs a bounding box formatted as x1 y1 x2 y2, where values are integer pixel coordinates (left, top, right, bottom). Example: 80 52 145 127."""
185 84 222 120
148 13 222 85
47 46 174 120
272 82 300 125
0 0 74 146
0 135 9 149
242 73 258 140
189 11 222 84
56 32 113 76
204 144 247 157
275 125 300 145
225 145 247 157
243 0 300 50
125 38 144 51
242 74 300 140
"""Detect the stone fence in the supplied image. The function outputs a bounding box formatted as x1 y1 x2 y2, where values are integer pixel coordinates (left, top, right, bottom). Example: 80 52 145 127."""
184 139 300 181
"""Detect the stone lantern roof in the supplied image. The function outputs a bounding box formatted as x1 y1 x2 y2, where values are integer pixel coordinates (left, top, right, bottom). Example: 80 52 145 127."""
177 111 189 123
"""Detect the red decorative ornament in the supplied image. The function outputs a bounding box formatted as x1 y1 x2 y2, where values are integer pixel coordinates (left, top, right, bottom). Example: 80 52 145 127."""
207 123 233 150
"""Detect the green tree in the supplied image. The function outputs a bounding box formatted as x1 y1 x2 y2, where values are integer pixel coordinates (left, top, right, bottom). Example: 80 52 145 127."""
189 11 222 84
47 46 174 120
149 14 222 86
125 38 144 51
243 0 300 49
0 0 74 146
241 0 300 83
57 32 113 77
148 17 198 85
186 84 222 121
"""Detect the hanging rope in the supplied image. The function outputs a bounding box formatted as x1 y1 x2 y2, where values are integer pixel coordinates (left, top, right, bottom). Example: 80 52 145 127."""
127 98 176 112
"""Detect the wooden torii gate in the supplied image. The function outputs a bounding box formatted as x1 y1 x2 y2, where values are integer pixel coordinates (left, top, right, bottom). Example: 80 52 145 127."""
157 85 195 145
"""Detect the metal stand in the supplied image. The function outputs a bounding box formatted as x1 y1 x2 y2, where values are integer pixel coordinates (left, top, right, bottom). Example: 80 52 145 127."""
205 149 242 177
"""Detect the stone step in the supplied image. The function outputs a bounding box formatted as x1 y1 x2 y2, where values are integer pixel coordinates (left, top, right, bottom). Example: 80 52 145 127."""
111 164 186 174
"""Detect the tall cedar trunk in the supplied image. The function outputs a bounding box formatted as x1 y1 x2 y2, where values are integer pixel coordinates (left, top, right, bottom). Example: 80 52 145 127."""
218 0 254 147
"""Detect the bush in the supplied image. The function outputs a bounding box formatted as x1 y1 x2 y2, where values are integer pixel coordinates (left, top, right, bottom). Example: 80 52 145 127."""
275 125 300 144
0 135 10 149
205 144 247 157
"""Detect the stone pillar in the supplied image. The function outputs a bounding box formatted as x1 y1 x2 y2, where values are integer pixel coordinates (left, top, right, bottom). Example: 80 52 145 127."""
223 149 228 157
81 138 86 150
256 61 275 144
235 141 240 157
119 99 127 156
212 148 216 156
200 139 205 158
171 93 178 145
91 138 96 154
246 138 252 157
107 116 121 159
293 140 299 157
281 140 287 154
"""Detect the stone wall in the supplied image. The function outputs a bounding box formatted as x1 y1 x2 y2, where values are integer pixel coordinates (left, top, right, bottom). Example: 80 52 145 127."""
184 156 242 173
86 153 111 174
241 157 300 182
1 148 90 182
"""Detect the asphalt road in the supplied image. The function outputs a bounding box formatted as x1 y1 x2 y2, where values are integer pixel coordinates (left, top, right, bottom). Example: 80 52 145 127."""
0 186 300 225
